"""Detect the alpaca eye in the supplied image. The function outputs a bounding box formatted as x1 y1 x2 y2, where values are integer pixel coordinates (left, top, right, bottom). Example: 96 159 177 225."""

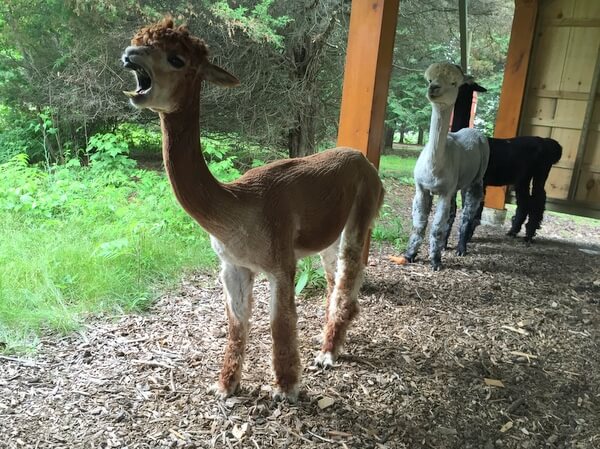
452 82 457 86
168 55 185 68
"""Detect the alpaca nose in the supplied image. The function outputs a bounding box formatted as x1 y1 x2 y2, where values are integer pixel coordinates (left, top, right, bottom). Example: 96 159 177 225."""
428 84 441 95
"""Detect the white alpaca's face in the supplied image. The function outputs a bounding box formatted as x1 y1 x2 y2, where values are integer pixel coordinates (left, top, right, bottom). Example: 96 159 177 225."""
424 63 465 107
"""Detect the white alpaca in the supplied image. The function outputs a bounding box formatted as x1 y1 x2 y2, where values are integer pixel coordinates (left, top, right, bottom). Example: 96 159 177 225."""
404 63 490 271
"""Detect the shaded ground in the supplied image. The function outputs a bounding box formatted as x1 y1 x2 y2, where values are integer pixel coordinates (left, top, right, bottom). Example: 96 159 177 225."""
1 182 599 449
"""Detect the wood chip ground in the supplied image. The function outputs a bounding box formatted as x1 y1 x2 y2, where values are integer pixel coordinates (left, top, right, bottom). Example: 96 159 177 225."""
1 181 599 448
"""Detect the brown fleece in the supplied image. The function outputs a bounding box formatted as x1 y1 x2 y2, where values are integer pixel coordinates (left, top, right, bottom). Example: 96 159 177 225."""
321 246 362 355
218 306 248 394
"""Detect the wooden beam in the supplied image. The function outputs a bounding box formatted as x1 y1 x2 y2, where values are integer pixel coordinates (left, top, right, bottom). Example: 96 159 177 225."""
337 0 399 262
542 18 600 28
459 0 469 72
485 0 539 209
337 0 400 169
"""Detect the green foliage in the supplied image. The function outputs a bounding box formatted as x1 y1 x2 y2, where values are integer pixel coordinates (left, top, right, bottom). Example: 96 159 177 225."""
209 0 292 49
372 204 409 249
0 106 41 163
202 135 242 182
0 124 266 352
295 256 326 296
87 132 137 185
114 123 161 153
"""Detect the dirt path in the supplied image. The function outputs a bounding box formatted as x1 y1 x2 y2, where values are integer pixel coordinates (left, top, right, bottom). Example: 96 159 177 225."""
1 184 599 449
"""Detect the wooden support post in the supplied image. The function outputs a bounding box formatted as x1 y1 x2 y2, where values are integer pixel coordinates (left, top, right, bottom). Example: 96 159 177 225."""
485 0 539 209
337 0 399 262
337 0 400 169
459 0 469 72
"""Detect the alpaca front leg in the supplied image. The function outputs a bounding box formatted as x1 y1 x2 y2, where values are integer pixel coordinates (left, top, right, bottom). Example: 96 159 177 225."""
212 263 254 399
405 186 433 262
268 272 301 402
457 181 484 256
508 180 531 237
429 194 453 270
317 237 362 368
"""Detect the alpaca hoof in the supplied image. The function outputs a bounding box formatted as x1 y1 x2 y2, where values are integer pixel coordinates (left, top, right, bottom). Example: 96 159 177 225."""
506 230 517 238
456 247 467 256
431 260 443 271
272 385 299 403
404 254 417 263
315 351 336 369
208 381 238 400
524 236 534 245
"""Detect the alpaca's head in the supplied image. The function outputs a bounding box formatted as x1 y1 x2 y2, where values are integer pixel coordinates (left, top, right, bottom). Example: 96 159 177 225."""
424 63 466 107
122 17 239 113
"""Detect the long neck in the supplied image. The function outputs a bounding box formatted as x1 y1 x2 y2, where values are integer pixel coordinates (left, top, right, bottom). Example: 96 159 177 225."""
424 103 452 173
159 91 233 239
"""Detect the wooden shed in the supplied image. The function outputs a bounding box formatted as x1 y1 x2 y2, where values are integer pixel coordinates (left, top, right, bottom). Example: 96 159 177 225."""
337 0 600 221
521 0 600 216
461 0 600 218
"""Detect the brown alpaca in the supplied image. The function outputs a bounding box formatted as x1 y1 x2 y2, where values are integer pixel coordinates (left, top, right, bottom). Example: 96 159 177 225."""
122 18 384 402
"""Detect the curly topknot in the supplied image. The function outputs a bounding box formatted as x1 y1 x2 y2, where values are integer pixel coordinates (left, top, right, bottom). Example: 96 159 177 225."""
131 16 209 62
424 62 465 85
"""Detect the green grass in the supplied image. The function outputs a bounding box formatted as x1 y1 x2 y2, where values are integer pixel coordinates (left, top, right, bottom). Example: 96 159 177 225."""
378 154 417 182
0 155 218 353
371 154 418 249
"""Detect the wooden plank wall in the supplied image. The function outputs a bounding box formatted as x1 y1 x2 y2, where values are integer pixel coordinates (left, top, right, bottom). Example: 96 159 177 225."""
520 0 600 207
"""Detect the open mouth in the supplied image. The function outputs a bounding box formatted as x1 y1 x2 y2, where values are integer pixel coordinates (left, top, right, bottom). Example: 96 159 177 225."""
123 61 152 98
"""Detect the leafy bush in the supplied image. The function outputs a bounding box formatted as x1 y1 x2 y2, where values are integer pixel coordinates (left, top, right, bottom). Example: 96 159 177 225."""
295 256 326 296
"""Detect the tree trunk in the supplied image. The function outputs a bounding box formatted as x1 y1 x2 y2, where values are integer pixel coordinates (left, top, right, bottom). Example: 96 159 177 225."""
383 124 394 152
381 124 394 154
417 127 424 145
399 124 405 144
288 110 316 158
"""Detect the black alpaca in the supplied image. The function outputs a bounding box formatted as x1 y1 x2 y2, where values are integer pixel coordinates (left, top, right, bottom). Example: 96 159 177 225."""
444 78 563 247
451 77 487 132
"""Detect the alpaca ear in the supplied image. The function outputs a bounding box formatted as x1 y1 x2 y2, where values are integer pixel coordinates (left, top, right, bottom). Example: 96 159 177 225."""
473 82 487 93
203 62 240 87
463 74 475 85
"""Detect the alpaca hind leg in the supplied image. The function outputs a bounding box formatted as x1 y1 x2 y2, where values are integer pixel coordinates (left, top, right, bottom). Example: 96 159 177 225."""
267 269 301 402
508 180 531 237
316 230 363 368
429 194 454 270
212 262 255 399
319 238 340 324
467 188 485 243
457 181 484 256
405 186 433 262
317 198 375 367
524 168 550 243
442 192 458 250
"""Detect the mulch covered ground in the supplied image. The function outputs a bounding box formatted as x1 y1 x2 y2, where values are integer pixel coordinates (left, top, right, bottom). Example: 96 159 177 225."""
1 181 599 449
